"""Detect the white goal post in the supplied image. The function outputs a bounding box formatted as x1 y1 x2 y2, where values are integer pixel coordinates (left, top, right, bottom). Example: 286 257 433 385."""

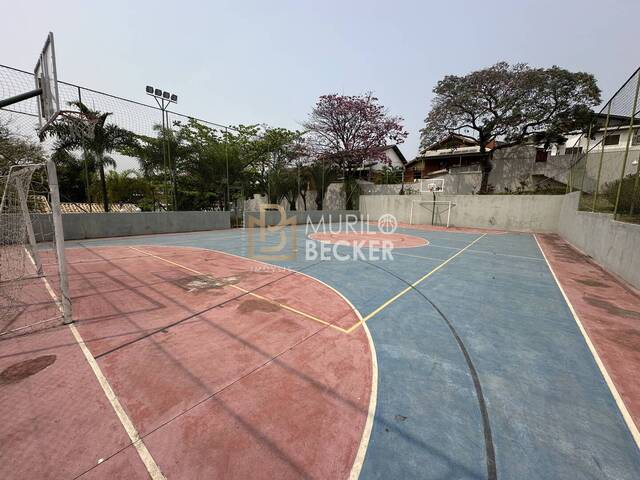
0 160 71 336
409 199 455 228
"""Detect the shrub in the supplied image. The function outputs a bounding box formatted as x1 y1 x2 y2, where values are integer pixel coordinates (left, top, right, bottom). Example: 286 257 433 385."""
602 173 640 211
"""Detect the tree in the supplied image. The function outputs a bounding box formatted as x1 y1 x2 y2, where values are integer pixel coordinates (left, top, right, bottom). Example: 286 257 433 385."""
0 120 45 171
304 93 407 209
420 62 600 192
43 102 134 211
307 158 338 210
105 169 152 207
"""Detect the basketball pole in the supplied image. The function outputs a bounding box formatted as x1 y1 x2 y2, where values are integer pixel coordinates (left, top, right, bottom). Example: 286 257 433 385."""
431 190 436 226
0 88 43 109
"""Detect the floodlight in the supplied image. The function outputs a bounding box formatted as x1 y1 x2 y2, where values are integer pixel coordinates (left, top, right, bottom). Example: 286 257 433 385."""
162 91 170 99
154 88 162 96
170 94 178 102
145 86 154 94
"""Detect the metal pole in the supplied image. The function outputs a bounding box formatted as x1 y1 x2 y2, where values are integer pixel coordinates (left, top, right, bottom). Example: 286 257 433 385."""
225 127 230 211
78 87 92 212
0 88 42 109
165 110 177 211
46 159 72 323
160 104 169 210
578 124 592 194
613 74 640 220
592 102 612 211
630 151 640 216
17 183 43 275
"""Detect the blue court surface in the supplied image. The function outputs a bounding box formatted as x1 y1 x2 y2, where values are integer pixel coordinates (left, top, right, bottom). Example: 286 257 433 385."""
66 223 640 479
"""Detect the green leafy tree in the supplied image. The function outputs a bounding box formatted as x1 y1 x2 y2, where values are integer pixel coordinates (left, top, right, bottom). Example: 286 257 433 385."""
42 102 134 211
0 120 45 171
420 62 601 192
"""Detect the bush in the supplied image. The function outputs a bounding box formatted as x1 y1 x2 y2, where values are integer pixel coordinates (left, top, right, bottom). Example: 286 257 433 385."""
602 174 640 212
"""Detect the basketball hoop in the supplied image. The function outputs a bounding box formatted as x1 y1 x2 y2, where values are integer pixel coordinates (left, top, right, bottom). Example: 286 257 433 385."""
420 178 445 193
56 110 100 142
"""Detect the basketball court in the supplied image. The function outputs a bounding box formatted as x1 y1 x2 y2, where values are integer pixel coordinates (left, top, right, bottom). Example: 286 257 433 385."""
1 223 640 479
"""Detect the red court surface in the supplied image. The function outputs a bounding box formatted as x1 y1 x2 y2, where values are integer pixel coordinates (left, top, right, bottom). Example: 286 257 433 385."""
0 245 374 479
309 231 428 248
537 234 640 436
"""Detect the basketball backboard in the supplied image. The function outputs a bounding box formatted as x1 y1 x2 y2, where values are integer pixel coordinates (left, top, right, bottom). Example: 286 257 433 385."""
34 32 60 134
420 178 445 193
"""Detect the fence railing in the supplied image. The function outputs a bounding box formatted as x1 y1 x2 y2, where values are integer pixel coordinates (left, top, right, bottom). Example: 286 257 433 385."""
564 67 640 222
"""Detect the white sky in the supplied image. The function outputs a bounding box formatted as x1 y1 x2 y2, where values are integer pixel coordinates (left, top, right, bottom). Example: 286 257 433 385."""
2 0 639 170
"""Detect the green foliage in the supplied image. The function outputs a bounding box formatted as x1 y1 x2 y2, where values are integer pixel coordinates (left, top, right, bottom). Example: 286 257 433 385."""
0 120 45 172
603 173 640 212
42 101 135 211
375 166 404 185
421 62 601 192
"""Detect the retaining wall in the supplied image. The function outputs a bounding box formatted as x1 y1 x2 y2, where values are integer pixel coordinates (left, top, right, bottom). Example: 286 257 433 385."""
558 192 640 288
32 211 231 241
360 194 563 232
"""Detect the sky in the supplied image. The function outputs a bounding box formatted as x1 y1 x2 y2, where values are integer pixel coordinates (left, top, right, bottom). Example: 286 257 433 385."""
2 0 639 169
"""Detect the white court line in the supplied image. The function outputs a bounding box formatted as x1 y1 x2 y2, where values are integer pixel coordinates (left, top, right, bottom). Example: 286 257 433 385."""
30 253 166 479
427 243 544 261
533 234 640 449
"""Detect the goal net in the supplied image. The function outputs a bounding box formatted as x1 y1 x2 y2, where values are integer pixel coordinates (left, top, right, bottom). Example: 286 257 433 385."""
0 161 71 338
409 199 455 227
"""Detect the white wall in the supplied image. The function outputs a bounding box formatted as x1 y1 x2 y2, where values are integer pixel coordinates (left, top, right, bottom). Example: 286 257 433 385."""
360 194 563 232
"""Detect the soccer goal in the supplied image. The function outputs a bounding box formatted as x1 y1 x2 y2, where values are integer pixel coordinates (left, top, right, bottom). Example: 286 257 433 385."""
0 160 71 337
409 199 455 227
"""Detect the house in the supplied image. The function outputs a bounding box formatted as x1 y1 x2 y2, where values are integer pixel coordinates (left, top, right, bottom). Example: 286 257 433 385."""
404 133 563 194
356 145 407 182
548 113 640 193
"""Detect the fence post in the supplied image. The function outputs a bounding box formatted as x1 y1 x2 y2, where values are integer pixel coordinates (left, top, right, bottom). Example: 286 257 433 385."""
613 73 640 220
630 150 640 215
578 124 592 195
592 102 611 211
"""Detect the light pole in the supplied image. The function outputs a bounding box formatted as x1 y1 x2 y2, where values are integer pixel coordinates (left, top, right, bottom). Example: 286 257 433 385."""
146 86 178 210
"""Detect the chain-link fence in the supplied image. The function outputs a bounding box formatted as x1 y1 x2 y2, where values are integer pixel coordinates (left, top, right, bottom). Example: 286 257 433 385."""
0 63 247 217
565 67 640 223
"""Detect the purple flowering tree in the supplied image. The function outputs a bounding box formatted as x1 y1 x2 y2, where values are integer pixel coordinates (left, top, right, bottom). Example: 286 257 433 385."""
304 93 407 209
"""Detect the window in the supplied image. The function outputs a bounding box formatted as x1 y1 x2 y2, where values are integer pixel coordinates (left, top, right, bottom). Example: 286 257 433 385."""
632 130 640 146
604 134 620 146
563 147 582 156
412 167 422 180
449 163 481 174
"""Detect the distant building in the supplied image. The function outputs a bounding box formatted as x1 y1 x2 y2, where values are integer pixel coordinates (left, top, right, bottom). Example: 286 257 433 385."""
355 145 407 182
404 133 562 194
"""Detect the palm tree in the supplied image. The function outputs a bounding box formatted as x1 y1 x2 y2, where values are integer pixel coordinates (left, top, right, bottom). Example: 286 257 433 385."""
43 102 133 212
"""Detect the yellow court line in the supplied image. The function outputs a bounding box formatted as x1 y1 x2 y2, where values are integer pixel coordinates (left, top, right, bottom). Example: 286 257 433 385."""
346 233 487 333
128 246 349 333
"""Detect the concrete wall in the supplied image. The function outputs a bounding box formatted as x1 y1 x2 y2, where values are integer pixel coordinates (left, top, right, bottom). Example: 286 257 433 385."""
244 210 360 227
558 192 640 288
244 182 348 212
32 211 231 241
360 194 563 232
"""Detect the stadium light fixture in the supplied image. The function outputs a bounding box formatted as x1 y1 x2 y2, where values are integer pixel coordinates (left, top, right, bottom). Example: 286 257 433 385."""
145 85 178 106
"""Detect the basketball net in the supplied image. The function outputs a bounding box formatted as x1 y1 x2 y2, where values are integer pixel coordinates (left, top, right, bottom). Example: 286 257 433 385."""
57 110 99 142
